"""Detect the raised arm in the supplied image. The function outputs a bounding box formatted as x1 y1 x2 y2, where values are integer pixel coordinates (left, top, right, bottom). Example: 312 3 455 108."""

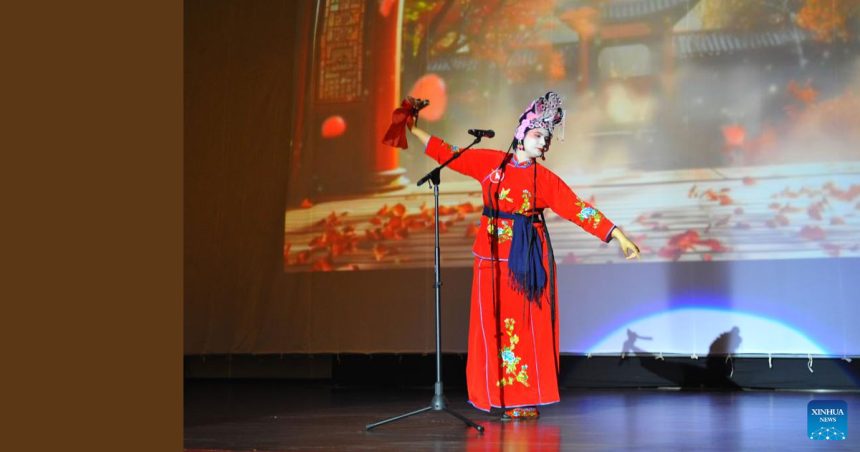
409 126 431 147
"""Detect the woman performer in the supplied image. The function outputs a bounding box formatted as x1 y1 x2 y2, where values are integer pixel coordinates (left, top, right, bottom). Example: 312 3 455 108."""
400 92 641 420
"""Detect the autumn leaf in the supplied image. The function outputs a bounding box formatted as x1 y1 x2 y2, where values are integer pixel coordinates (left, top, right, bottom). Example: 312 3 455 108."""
799 225 826 240
391 203 407 218
658 246 683 261
808 205 823 221
562 252 579 264
668 230 700 250
372 243 390 262
787 80 818 104
821 243 841 257
311 256 334 272
698 238 730 253
456 202 476 214
465 222 479 238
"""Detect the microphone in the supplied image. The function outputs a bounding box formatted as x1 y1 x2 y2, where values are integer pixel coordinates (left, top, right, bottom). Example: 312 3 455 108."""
468 129 495 139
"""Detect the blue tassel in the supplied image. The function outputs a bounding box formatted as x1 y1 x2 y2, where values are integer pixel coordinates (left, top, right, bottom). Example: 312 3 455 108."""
507 214 546 304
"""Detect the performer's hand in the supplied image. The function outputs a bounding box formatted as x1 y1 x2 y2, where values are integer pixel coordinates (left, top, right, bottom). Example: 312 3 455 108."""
383 97 429 149
406 96 430 126
611 228 641 260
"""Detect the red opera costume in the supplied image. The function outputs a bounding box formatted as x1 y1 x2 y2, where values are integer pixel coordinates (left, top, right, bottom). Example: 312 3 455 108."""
424 136 616 412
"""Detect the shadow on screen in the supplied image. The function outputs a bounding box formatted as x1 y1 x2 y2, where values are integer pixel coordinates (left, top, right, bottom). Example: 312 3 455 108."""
620 327 744 389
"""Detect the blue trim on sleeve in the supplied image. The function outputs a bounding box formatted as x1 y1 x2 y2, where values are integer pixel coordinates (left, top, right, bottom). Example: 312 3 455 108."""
604 225 616 243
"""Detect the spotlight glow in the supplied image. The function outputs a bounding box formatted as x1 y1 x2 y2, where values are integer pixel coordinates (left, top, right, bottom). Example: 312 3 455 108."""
588 308 827 356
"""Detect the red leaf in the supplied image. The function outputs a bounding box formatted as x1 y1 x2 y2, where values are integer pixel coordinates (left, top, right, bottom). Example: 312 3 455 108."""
821 243 841 257
372 243 390 262
668 230 700 251
658 246 683 261
300 198 314 208
465 222 479 238
391 203 407 218
799 226 826 241
699 238 729 252
456 202 476 214
808 205 823 221
311 256 334 272
787 80 818 105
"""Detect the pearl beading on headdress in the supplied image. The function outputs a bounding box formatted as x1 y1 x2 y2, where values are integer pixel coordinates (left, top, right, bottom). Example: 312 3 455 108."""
514 91 566 142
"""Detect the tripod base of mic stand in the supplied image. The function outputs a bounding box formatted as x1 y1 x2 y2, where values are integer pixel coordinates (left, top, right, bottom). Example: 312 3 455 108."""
365 392 484 433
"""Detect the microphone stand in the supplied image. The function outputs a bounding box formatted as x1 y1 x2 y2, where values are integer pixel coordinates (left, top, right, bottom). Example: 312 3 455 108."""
366 136 485 433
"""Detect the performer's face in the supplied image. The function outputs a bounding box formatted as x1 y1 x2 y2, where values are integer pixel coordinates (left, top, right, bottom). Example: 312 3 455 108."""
523 128 551 159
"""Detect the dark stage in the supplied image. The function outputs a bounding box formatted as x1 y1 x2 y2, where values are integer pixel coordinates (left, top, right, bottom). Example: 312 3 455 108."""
184 379 860 451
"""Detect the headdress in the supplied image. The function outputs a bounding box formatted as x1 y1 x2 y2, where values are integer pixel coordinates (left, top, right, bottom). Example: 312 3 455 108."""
513 91 566 142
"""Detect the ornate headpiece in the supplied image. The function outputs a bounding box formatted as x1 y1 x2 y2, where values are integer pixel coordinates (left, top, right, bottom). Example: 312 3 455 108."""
514 91 566 142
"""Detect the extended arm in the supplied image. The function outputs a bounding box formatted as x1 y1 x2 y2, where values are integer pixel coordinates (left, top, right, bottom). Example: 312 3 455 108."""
409 125 431 147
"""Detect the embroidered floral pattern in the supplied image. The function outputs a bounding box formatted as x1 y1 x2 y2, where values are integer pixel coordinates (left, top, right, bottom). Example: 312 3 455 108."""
497 318 529 387
498 187 513 203
487 220 513 243
515 190 532 214
575 200 603 229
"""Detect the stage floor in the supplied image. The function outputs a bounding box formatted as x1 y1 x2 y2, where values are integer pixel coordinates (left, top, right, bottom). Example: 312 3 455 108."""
184 380 860 451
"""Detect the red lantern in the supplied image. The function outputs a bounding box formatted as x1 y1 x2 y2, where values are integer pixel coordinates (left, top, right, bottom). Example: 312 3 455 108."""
321 115 346 138
408 74 447 122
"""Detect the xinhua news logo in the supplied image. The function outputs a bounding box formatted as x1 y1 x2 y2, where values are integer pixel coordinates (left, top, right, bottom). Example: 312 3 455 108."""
808 400 847 440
